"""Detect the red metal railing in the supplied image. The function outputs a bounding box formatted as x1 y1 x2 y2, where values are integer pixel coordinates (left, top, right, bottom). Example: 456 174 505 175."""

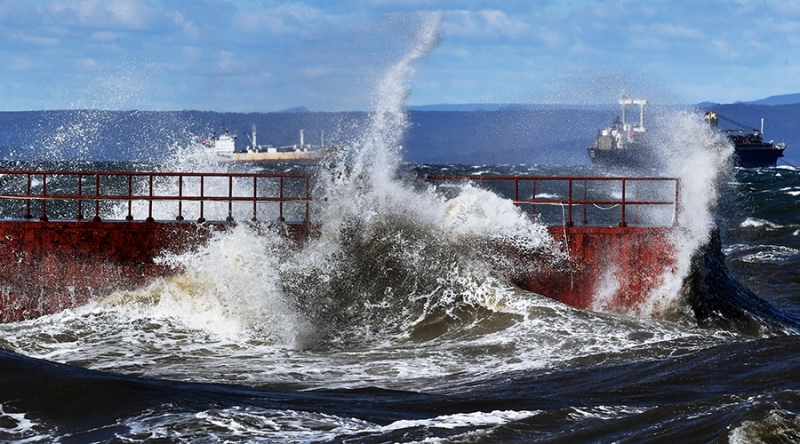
427 175 680 227
0 170 313 223
0 170 679 227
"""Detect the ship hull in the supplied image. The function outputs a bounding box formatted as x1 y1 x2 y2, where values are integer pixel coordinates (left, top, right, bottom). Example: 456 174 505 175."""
587 146 661 169
734 144 785 168
218 151 323 163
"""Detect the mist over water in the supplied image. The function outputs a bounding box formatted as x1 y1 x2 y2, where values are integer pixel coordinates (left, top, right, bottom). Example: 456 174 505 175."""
4 13 738 359
6 13 799 444
629 106 735 318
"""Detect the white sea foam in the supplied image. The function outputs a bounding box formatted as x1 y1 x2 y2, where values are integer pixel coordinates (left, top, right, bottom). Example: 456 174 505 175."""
741 217 783 230
0 12 732 395
628 108 734 317
114 405 540 443
725 244 800 264
729 406 800 444
0 404 49 443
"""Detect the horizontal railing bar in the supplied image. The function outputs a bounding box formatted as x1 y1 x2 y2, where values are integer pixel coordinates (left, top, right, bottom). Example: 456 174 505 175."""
0 194 311 202
0 170 314 223
427 174 680 227
427 174 679 182
513 200 676 205
0 170 312 179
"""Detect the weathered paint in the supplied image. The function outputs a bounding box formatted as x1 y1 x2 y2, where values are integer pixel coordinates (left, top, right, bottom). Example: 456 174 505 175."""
513 226 677 311
0 221 314 322
0 221 676 323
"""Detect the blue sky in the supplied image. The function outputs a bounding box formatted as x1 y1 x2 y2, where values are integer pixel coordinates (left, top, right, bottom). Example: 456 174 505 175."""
1 0 799 112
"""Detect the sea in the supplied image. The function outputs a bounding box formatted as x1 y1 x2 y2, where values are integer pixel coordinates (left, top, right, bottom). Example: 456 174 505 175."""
3 16 800 444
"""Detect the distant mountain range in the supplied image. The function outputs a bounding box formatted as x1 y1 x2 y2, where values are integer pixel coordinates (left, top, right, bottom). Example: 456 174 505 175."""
406 103 616 112
698 92 800 107
1 94 798 166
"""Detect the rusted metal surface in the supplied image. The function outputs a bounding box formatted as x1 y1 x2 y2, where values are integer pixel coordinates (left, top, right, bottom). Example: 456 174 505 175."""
0 220 316 322
0 170 313 223
426 174 679 228
0 171 681 322
0 170 317 322
524 226 677 311
428 175 681 311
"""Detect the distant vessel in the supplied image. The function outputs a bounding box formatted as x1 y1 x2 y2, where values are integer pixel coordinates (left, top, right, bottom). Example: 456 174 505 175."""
586 97 660 168
704 112 786 168
202 125 327 163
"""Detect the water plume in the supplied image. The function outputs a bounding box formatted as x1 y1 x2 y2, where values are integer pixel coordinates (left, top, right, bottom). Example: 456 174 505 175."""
274 12 573 348
634 107 734 318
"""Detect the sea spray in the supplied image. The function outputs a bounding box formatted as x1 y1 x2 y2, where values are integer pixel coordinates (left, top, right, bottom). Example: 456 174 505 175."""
636 107 734 318
274 12 573 346
16 12 699 371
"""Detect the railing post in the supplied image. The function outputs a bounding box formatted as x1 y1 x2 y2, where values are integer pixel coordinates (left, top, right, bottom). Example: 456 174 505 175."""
252 176 258 222
620 179 628 227
176 175 184 221
93 173 102 222
674 179 680 227
39 173 48 222
146 174 154 222
566 179 574 227
582 179 588 225
126 175 133 221
24 173 33 219
227 176 234 222
197 175 205 223
76 173 84 220
304 175 310 224
278 176 285 222
531 179 536 219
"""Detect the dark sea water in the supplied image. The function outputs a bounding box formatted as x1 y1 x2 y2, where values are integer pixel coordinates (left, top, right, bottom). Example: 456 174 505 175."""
1 155 800 443
2 14 800 442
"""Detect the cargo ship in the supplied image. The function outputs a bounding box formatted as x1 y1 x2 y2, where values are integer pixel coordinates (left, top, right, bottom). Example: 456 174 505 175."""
586 97 662 168
588 99 787 169
202 125 327 163
704 112 786 168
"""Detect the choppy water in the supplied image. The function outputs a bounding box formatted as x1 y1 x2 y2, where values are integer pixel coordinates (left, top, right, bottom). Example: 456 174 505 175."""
3 161 800 443
3 11 800 442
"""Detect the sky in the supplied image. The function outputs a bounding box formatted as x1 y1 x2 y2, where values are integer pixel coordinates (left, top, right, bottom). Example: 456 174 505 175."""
1 0 799 112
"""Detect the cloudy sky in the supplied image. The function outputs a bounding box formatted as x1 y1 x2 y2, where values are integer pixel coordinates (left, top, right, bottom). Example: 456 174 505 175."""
1 0 798 112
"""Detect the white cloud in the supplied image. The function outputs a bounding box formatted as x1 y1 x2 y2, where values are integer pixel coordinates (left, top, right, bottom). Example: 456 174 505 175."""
10 32 59 46
11 56 35 71
303 66 332 79
235 3 328 34
78 58 99 69
647 23 704 40
214 51 245 75
181 46 202 59
444 9 528 38
2 0 800 111
538 28 567 48
480 10 528 37
91 31 120 42
48 0 157 29
167 11 199 39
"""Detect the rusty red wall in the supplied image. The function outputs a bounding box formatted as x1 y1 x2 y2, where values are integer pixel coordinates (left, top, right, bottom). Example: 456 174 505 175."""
0 220 675 323
514 226 677 311
0 221 222 322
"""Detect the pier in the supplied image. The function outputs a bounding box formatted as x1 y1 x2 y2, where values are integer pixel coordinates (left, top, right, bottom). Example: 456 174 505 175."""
0 170 680 322
427 175 680 311
0 170 315 322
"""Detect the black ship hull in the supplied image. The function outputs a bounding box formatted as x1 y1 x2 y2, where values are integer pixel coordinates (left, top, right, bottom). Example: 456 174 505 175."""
587 146 661 169
734 143 785 168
